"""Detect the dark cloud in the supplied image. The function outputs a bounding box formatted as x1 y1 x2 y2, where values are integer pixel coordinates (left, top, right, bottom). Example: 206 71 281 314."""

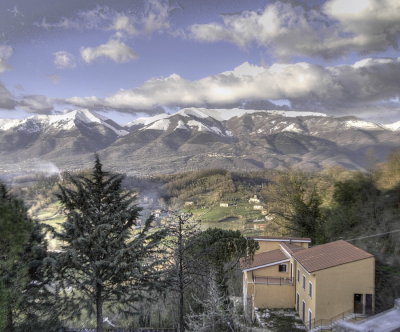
0 82 17 109
18 95 53 114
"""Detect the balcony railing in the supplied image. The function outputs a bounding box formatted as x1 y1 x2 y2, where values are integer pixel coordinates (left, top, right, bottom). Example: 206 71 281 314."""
252 276 293 285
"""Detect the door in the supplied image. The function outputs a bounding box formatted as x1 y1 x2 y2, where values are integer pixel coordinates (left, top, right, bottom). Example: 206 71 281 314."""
354 294 363 314
365 294 373 315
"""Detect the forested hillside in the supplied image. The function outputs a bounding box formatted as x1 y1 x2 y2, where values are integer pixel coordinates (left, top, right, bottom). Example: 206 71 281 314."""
8 152 400 312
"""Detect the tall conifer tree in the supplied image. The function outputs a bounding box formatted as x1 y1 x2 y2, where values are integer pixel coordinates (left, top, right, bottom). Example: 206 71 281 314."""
54 155 168 331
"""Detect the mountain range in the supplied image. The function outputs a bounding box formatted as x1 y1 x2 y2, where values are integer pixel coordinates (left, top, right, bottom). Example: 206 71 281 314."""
0 108 399 176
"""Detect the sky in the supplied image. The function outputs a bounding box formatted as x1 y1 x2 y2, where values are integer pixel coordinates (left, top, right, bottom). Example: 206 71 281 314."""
0 0 399 124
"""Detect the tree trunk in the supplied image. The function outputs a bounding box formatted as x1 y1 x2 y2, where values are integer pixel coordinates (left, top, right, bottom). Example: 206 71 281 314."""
178 217 185 332
96 282 103 332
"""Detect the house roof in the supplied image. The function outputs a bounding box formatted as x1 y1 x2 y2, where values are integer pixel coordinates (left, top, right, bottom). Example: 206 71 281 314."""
292 240 374 273
249 236 311 242
241 249 288 271
280 242 306 255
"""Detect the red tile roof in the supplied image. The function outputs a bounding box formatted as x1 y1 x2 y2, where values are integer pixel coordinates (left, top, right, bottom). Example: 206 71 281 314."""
292 240 373 273
241 249 288 270
280 242 306 255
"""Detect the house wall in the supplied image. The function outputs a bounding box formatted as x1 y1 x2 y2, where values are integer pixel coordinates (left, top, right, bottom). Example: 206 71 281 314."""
252 263 291 278
255 240 310 254
295 262 317 326
314 257 375 322
253 283 295 308
243 263 294 309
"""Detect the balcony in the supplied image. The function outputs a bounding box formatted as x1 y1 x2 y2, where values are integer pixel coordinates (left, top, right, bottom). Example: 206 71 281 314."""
253 276 294 285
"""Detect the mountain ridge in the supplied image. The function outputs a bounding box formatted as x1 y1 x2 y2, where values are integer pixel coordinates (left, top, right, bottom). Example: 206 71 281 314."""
0 108 399 176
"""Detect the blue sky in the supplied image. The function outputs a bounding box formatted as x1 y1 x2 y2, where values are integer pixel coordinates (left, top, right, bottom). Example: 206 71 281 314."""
0 0 400 124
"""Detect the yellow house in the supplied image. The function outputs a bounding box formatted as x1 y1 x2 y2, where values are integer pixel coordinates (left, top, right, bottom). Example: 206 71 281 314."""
241 237 375 330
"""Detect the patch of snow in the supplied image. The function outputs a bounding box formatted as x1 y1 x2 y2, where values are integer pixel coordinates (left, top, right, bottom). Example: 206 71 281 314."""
126 113 170 127
210 126 224 135
0 118 24 131
144 119 170 131
384 120 400 131
281 123 304 133
345 120 383 130
187 120 213 133
175 120 189 130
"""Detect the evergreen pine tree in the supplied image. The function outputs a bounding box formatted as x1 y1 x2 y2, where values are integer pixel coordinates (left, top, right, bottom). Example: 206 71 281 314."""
0 182 56 331
53 155 168 332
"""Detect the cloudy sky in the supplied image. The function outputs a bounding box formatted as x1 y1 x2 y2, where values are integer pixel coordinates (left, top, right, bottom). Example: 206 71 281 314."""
0 0 399 124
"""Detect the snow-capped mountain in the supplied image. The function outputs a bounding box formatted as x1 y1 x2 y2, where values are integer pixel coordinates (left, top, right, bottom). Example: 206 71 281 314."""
0 109 128 165
0 109 128 136
0 107 399 175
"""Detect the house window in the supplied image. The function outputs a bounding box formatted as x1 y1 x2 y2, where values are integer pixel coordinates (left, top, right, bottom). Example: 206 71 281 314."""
309 281 313 298
297 269 300 282
308 309 312 329
278 264 287 272
302 275 306 289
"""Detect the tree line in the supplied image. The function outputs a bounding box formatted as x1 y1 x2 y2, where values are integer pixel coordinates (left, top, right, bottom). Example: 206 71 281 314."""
260 152 400 310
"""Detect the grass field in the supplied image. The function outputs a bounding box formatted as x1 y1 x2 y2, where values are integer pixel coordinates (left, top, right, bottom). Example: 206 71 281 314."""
34 198 271 250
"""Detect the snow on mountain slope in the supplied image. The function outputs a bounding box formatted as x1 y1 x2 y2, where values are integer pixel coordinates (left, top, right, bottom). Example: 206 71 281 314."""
0 118 24 131
344 119 385 130
281 123 304 133
0 109 129 136
127 113 170 127
129 107 328 127
384 120 400 131
145 119 171 130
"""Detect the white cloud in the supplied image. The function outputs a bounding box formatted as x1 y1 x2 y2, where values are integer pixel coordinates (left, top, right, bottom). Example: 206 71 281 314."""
36 1 172 37
189 0 400 59
0 45 13 73
53 51 76 69
110 15 137 35
80 39 138 64
63 58 400 115
141 0 171 35
36 5 111 31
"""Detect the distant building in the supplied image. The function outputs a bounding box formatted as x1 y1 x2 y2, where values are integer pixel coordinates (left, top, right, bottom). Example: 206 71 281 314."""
184 201 194 207
249 195 261 204
253 205 263 210
220 202 231 207
241 237 375 330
